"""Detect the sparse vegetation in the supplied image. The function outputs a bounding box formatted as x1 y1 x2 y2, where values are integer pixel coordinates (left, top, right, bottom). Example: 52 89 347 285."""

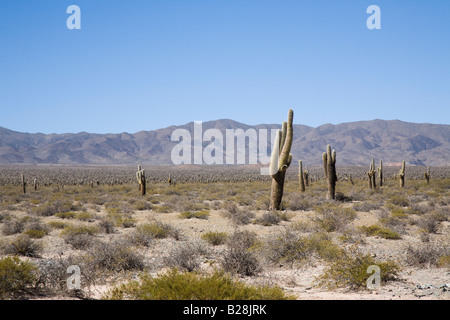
0 165 448 300
316 249 400 290
0 256 38 299
103 269 294 300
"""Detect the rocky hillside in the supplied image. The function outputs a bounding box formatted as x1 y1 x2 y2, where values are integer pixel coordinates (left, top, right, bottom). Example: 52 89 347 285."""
0 119 448 166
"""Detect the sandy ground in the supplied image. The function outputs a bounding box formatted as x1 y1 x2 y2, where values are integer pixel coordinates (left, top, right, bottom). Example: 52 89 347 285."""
6 201 449 300
82 207 449 300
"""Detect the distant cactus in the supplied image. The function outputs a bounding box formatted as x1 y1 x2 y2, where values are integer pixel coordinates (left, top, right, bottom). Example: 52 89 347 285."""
368 158 376 189
298 160 305 192
303 168 309 187
322 144 337 200
399 160 405 188
136 164 146 195
33 178 37 191
168 174 172 186
424 166 430 185
377 159 383 187
21 174 26 194
269 109 294 210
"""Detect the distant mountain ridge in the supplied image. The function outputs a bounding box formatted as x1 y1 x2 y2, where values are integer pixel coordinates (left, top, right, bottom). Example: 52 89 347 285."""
0 119 449 166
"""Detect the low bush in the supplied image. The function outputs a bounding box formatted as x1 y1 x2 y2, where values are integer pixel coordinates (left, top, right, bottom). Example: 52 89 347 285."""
388 194 409 207
103 269 294 300
86 240 146 272
179 210 210 220
220 230 262 276
221 203 255 225
0 256 38 299
164 241 208 272
201 231 227 246
316 250 400 290
359 225 402 240
265 230 343 266
313 204 356 233
55 212 77 219
134 221 180 241
254 212 282 226
406 244 450 268
2 234 42 257
2 218 25 235
60 224 99 249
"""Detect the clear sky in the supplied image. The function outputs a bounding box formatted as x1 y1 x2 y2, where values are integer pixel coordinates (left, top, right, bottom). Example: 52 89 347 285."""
0 0 449 134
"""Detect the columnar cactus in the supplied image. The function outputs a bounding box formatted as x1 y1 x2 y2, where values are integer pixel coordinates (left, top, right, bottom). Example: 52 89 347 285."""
378 159 383 187
322 144 337 200
269 109 294 210
136 164 146 195
399 160 405 188
299 160 305 192
424 166 430 185
33 178 37 191
303 168 309 187
368 158 376 189
21 174 26 194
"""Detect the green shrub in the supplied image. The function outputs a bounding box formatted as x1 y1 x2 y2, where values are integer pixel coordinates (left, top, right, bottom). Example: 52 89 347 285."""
60 224 99 237
388 194 409 207
133 200 153 211
75 212 95 221
438 255 450 269
0 256 38 299
201 231 227 246
316 250 400 290
47 220 68 229
60 224 99 249
135 221 180 240
55 212 77 219
107 211 136 228
103 269 294 300
23 218 50 239
153 205 173 213
179 210 210 220
359 225 401 240
266 230 343 266
23 229 47 239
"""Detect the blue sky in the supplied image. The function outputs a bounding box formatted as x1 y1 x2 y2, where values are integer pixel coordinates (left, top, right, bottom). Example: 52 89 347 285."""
0 0 449 134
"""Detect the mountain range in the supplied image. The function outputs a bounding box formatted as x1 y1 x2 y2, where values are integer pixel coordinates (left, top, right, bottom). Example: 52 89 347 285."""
0 119 449 166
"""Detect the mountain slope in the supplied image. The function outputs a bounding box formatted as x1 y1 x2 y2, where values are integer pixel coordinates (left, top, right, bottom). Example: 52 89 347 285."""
0 119 448 166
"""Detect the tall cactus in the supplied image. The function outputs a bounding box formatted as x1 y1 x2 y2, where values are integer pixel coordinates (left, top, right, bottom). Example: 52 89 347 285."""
33 178 37 191
377 159 383 187
424 166 430 185
21 174 26 194
136 164 146 195
368 158 376 189
299 160 305 192
269 109 294 210
322 144 337 200
303 168 309 187
399 160 405 188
